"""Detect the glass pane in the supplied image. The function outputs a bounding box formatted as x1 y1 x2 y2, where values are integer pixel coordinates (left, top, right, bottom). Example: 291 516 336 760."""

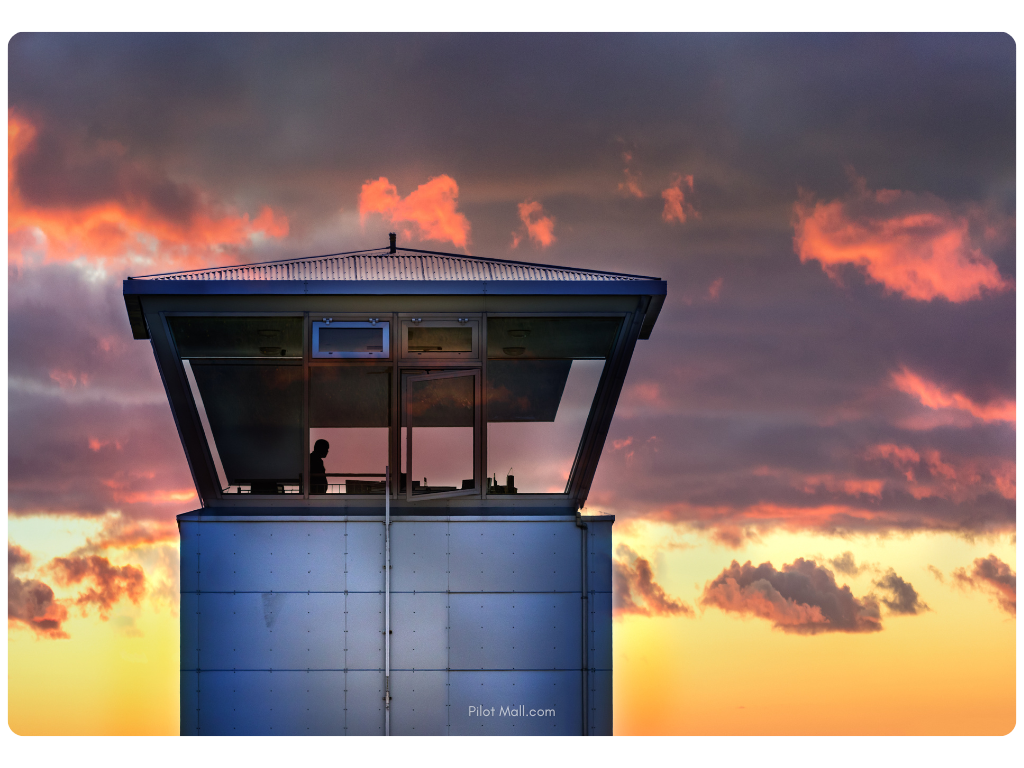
405 376 474 427
191 364 303 494
310 366 390 427
487 359 604 494
408 326 472 353
319 326 384 354
309 428 388 495
487 317 621 359
405 375 475 495
309 366 390 495
170 316 302 358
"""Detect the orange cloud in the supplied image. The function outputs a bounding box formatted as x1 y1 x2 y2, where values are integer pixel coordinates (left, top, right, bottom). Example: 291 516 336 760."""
953 555 1016 616
8 111 289 273
613 545 692 617
661 174 698 224
793 175 1012 301
891 367 1015 423
511 199 556 248
707 277 723 300
47 555 146 620
8 544 69 639
358 174 470 248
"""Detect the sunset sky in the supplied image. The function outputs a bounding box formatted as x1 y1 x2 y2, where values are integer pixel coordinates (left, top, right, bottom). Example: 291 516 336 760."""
6 32 1016 742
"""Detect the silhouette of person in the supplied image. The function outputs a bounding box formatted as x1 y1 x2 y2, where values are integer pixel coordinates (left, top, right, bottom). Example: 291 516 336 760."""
310 439 329 494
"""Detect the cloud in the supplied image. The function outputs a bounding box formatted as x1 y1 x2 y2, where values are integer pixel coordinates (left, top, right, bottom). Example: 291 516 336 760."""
873 569 929 615
927 565 945 583
47 555 146 619
701 558 882 634
618 151 645 198
792 174 1012 302
864 442 1015 503
8 543 69 639
707 277 723 300
661 174 698 224
8 111 289 273
829 551 867 577
358 174 470 248
511 199 556 248
613 544 693 617
952 555 1016 616
891 367 1015 424
710 525 762 549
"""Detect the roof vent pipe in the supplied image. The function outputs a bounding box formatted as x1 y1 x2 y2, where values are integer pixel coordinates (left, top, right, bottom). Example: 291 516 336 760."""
389 232 397 254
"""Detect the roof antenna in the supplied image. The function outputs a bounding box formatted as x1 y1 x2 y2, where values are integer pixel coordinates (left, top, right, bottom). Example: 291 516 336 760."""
389 232 397 254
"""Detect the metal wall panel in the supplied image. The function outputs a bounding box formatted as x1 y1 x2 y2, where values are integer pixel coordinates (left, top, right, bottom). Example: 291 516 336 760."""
590 590 613 672
390 670 448 735
448 671 583 735
448 521 581 592
449 593 581 670
390 522 449 592
197 592 347 670
390 592 448 670
180 592 199 670
344 522 385 592
196 671 239 735
181 670 199 735
586 520 613 593
179 522 199 593
180 516 614 736
344 592 384 670
195 523 247 591
589 670 613 736
345 671 385 735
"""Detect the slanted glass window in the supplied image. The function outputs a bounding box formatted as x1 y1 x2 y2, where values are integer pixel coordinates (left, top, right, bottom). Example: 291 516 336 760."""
309 366 391 495
169 316 302 358
486 317 621 494
187 363 304 494
312 321 389 359
402 371 478 500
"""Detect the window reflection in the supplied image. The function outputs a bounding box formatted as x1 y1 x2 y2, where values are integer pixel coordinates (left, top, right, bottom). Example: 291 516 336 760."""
486 317 619 494
170 316 302 358
403 374 475 496
190 363 304 494
309 366 390 494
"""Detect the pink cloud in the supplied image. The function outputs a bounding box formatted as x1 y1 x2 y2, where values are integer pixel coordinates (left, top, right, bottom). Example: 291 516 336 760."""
358 174 471 248
618 151 645 198
613 544 692 617
793 175 1012 302
891 367 1015 423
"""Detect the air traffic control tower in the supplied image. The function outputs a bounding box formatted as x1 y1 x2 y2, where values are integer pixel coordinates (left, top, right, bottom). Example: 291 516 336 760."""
123 236 665 736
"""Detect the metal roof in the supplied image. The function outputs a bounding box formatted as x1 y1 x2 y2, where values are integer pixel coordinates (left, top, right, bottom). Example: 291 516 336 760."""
128 247 660 283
